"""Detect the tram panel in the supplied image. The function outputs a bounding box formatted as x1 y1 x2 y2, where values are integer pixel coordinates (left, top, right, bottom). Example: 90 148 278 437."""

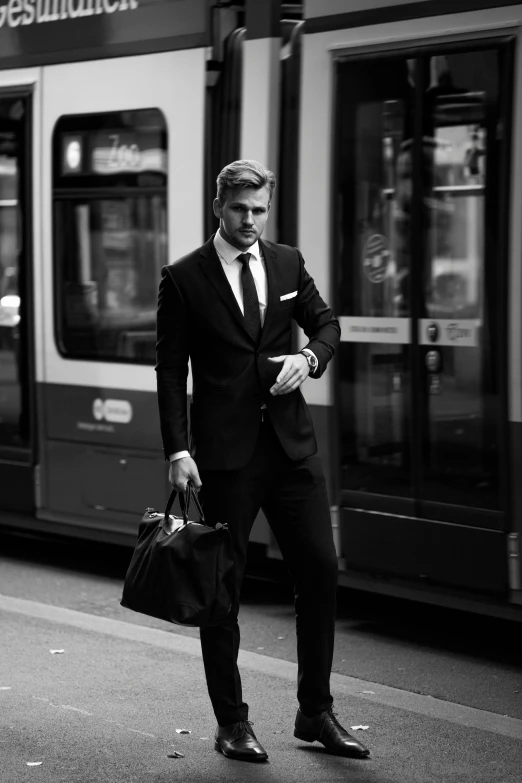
333 43 512 596
36 51 205 539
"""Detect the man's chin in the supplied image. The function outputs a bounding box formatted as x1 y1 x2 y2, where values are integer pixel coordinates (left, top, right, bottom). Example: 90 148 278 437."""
236 233 257 246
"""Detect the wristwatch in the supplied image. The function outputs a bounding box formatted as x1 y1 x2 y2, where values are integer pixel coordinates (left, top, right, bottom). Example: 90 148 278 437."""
299 349 319 376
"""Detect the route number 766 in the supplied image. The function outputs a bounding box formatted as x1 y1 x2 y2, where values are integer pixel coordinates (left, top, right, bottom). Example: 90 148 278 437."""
108 134 141 170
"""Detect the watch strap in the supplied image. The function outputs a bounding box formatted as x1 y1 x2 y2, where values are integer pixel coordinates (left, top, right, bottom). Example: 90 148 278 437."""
299 349 318 375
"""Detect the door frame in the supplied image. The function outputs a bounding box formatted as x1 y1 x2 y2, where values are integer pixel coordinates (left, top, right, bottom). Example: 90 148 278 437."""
0 82 37 511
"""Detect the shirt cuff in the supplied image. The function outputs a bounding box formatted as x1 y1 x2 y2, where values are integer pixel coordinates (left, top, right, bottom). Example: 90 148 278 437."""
169 450 190 462
301 348 318 362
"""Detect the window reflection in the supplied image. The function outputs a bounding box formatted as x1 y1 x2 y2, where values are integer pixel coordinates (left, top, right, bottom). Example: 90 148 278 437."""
53 109 167 363
0 99 25 449
55 197 167 362
427 124 485 320
336 47 507 510
336 57 413 497
421 50 501 508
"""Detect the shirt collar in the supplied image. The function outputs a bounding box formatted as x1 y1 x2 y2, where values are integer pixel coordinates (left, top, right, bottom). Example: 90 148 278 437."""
214 230 261 265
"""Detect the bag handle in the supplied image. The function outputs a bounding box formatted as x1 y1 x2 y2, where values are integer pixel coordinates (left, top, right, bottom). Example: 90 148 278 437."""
164 480 205 525
179 481 205 523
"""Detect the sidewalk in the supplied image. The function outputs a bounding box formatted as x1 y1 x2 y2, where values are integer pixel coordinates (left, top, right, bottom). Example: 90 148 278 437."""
1 594 521 783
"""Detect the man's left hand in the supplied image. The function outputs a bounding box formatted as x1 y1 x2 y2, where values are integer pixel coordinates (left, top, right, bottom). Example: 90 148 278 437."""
268 353 309 395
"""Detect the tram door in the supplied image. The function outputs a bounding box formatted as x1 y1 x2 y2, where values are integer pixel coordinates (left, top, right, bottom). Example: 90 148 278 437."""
0 94 34 512
335 42 513 592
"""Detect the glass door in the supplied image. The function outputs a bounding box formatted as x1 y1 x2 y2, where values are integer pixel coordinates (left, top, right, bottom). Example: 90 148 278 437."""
418 49 510 517
336 55 415 508
335 41 512 528
0 94 34 511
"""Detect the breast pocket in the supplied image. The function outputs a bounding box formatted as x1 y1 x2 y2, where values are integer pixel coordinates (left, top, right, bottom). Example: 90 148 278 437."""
279 290 298 309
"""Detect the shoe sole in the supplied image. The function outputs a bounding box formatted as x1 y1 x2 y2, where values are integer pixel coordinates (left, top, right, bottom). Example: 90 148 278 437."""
294 730 370 758
214 740 268 762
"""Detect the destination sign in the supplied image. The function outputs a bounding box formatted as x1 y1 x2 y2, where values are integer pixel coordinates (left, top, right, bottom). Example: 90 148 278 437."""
0 0 208 69
0 0 138 29
91 132 167 175
60 129 167 176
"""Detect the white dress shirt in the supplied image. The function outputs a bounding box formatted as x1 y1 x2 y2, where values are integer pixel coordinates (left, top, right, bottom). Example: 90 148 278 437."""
169 231 315 463
214 230 268 324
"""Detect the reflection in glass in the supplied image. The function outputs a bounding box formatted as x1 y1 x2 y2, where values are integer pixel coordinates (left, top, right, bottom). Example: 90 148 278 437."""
428 124 485 320
422 50 501 509
53 109 168 363
0 99 26 450
55 196 167 362
335 47 507 511
336 58 413 497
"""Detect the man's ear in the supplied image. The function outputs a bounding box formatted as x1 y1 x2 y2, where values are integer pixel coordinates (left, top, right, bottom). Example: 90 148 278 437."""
213 198 222 219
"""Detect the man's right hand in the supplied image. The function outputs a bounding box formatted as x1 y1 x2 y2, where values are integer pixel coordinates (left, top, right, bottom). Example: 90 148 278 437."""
169 456 202 492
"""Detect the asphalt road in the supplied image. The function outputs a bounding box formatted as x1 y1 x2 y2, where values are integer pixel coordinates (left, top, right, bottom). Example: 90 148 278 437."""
0 530 520 718
1 529 521 782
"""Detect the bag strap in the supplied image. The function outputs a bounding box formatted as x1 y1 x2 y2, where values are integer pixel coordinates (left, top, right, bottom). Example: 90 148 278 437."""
164 488 180 522
180 481 206 524
163 481 205 525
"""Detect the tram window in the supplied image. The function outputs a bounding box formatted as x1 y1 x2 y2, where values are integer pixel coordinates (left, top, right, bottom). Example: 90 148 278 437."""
53 109 168 364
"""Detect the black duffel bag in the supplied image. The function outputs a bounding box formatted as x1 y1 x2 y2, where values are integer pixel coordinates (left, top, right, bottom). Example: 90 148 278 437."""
121 482 235 627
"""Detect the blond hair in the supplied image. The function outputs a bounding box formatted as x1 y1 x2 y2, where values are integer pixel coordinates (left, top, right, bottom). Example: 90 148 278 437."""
216 159 276 205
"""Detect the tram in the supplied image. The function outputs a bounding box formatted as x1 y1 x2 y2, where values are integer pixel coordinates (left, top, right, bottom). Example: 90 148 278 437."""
1 0 521 619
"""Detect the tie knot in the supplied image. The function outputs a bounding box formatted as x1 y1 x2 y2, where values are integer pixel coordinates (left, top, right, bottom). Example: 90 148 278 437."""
237 252 251 267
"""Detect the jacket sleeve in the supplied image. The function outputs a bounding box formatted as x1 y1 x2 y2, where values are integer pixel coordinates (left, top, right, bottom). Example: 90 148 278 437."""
293 249 341 377
155 266 190 459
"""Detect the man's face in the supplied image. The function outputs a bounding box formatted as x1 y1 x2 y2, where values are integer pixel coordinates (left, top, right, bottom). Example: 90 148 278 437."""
213 186 271 250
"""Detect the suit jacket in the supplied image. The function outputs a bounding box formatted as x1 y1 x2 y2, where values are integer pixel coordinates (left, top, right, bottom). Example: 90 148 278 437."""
156 235 340 471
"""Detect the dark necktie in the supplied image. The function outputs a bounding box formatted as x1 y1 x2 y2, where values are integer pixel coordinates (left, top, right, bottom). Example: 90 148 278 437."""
237 252 261 343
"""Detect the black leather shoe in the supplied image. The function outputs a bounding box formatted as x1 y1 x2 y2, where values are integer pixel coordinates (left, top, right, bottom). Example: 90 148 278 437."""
294 707 370 758
214 720 268 762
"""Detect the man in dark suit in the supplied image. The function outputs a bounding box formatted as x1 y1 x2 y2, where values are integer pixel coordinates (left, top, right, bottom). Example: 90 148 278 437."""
156 160 370 763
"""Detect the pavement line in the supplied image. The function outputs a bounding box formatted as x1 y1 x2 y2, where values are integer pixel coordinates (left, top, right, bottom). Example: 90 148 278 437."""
58 705 93 716
30 696 164 741
1 593 521 741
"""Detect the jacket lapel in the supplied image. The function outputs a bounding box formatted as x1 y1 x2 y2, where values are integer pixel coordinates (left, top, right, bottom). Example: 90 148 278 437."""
258 238 277 347
198 235 252 339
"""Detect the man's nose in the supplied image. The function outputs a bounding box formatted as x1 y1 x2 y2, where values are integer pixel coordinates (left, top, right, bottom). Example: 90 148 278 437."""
242 211 254 225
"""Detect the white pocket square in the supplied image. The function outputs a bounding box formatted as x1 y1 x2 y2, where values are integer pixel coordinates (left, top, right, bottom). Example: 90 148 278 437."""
280 291 298 301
